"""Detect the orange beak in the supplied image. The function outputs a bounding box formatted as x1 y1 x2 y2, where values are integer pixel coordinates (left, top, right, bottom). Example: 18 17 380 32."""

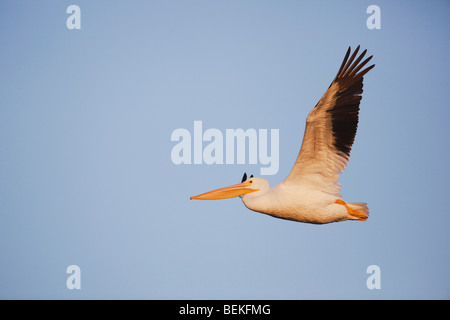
190 180 258 200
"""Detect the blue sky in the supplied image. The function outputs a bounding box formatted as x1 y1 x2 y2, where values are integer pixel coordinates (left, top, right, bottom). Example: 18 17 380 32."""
0 0 449 299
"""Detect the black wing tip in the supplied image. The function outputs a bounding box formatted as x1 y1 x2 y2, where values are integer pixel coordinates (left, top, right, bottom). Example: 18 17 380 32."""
335 46 375 81
328 46 375 158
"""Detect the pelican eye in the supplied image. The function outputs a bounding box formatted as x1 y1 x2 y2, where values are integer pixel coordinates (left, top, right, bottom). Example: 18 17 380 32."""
248 180 253 184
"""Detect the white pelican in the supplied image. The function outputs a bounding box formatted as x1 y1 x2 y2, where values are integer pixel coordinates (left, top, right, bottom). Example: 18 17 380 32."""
191 46 374 224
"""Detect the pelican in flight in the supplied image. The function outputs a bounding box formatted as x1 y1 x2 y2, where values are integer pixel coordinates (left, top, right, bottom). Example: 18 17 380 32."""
191 46 375 224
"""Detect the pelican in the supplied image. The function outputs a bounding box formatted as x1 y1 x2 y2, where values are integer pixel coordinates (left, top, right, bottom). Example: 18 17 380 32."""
191 46 375 224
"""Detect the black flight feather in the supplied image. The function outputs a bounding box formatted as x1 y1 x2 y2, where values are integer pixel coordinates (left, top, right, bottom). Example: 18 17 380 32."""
327 46 375 158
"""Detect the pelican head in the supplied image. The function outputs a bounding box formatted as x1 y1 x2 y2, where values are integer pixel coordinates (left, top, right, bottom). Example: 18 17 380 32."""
190 172 270 200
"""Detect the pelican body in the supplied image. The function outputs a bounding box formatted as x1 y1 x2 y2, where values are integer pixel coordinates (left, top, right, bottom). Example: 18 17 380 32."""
191 46 374 224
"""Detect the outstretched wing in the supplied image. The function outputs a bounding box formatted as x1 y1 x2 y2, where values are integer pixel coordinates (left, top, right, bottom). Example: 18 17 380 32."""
284 46 374 197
